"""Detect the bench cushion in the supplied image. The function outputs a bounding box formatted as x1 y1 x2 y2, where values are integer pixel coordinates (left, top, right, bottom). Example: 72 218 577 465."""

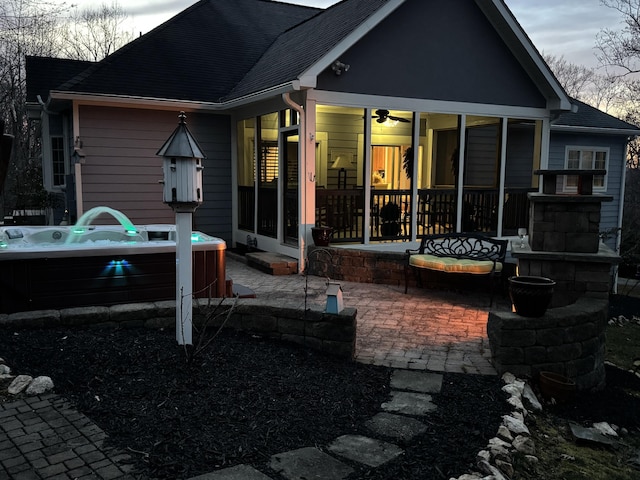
409 254 502 274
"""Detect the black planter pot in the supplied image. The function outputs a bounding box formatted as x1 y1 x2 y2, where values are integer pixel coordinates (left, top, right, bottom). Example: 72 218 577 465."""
381 222 400 237
311 226 333 246
508 276 556 317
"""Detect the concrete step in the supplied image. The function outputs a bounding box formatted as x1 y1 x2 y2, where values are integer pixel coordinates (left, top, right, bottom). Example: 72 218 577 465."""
245 252 298 275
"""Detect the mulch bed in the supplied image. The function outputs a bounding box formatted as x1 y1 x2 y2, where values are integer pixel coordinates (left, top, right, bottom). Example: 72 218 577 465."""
2 294 638 479
0 326 508 479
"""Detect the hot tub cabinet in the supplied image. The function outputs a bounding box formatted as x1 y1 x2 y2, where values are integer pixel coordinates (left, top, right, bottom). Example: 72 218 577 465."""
0 225 226 314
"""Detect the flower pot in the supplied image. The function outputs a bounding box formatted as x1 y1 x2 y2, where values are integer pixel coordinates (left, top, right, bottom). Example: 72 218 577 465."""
311 226 333 247
508 275 556 317
538 371 576 403
381 222 400 237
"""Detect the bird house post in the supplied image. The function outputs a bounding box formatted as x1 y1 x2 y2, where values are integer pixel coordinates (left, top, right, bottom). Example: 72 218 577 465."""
157 112 205 346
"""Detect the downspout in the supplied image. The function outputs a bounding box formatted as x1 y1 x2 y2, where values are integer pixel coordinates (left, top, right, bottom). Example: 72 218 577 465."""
72 102 84 218
282 92 307 273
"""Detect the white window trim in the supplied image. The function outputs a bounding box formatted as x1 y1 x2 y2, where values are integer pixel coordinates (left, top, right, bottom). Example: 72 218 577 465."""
562 145 609 193
41 114 69 192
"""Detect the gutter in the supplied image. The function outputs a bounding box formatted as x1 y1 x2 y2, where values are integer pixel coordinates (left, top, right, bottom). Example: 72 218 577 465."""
36 95 58 116
550 124 640 136
48 82 297 112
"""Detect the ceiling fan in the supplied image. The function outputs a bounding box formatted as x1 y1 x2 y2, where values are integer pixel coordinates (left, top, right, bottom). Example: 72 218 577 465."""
372 109 410 124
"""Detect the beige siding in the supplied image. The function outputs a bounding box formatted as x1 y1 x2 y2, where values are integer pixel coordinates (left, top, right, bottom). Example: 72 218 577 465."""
77 106 232 242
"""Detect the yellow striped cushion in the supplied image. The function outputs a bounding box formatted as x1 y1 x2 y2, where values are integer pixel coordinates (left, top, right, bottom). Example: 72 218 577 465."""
409 254 502 274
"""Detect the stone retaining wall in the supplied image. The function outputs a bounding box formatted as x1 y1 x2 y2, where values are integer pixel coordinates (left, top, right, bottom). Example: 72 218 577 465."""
307 246 406 286
0 299 357 359
487 297 608 391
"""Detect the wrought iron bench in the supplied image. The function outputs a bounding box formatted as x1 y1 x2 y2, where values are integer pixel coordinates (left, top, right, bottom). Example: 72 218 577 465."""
405 233 508 306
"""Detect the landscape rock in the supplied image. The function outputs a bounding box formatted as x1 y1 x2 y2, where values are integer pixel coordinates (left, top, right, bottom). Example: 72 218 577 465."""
502 384 521 397
495 458 514 478
488 437 512 450
25 375 54 395
502 414 530 436
522 384 543 411
476 450 491 463
510 410 525 423
512 435 536 455
507 395 526 413
569 423 617 446
593 421 618 437
477 459 509 480
8 374 33 394
524 455 539 467
496 425 513 443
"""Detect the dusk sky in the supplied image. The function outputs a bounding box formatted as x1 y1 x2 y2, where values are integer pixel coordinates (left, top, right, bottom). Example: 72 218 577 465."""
57 0 623 69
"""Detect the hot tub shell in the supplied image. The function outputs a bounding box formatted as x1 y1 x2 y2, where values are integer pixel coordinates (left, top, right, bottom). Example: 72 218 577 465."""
0 225 226 314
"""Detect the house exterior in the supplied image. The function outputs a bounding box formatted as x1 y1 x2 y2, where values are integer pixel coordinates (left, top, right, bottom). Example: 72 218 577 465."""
25 0 639 268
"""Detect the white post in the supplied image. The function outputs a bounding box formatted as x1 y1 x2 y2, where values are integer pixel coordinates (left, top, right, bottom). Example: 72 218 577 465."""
175 209 193 345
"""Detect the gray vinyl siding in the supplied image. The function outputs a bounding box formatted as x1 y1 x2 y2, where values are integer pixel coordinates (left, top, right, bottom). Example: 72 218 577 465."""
78 106 232 243
549 131 627 250
465 125 499 187
505 124 536 188
317 0 545 108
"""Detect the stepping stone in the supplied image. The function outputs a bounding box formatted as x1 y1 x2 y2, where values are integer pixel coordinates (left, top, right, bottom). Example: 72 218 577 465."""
270 447 353 480
569 423 617 447
187 464 273 479
365 412 428 442
381 391 437 416
327 434 404 468
390 370 443 393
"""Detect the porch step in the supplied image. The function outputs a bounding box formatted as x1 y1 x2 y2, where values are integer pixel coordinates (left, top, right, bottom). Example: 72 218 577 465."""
245 252 298 275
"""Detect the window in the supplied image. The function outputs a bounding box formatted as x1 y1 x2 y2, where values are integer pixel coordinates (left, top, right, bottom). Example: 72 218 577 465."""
51 136 65 187
564 147 608 192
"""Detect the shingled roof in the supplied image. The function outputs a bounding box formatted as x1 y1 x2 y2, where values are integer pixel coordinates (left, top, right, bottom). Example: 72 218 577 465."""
25 57 94 103
553 98 640 134
225 0 390 100
54 0 323 103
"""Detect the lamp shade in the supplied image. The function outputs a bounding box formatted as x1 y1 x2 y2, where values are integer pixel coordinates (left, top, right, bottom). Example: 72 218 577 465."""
330 155 354 170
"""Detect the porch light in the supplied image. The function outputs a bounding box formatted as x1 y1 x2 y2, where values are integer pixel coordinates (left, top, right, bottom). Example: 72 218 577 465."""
331 60 350 76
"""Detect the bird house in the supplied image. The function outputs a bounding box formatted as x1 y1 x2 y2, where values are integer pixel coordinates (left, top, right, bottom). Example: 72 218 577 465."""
157 112 205 208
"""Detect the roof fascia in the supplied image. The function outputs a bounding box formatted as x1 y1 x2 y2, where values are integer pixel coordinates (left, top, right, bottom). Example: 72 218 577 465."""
297 0 406 88
308 90 551 119
49 82 297 112
476 0 572 112
551 124 640 136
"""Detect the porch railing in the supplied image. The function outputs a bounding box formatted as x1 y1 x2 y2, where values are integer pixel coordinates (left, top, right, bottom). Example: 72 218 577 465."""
237 185 534 244
315 189 365 242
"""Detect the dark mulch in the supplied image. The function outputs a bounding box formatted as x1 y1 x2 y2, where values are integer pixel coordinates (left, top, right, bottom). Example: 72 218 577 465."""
0 326 508 479
2 294 638 479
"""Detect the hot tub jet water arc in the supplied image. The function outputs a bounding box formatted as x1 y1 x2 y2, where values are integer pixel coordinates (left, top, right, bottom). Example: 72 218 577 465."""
0 207 226 314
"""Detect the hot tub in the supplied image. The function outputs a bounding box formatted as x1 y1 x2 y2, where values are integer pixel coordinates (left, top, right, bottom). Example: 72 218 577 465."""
0 224 226 314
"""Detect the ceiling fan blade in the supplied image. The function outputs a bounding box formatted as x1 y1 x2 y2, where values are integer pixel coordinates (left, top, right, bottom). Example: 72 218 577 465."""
389 115 410 123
